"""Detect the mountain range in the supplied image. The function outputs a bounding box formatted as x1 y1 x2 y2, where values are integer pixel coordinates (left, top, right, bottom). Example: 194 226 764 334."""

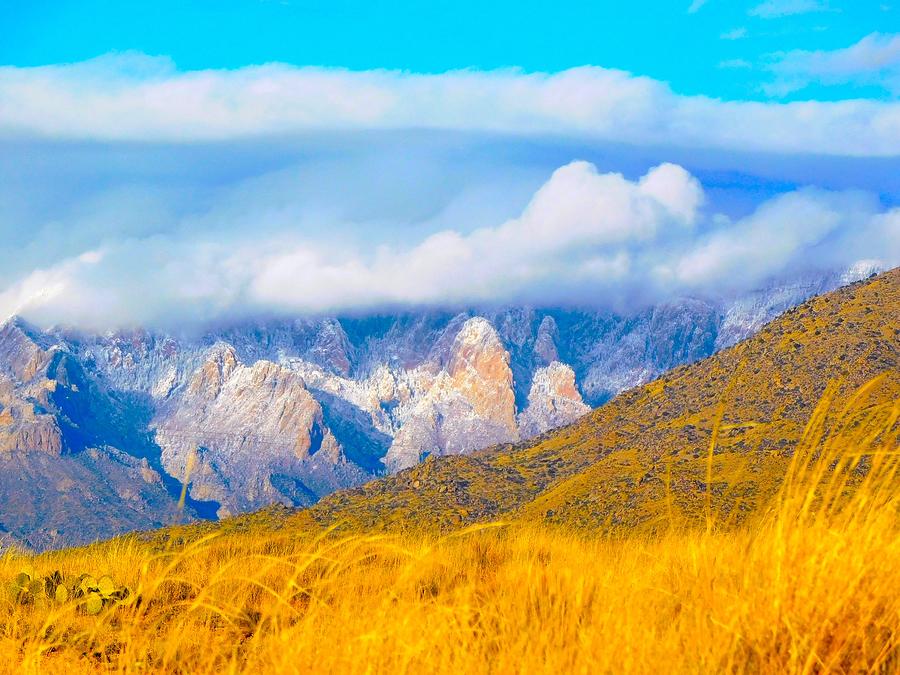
0 263 883 550
280 265 900 537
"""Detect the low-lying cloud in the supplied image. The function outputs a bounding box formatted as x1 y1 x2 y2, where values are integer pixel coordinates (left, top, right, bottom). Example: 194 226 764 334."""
1 53 900 156
2 160 897 330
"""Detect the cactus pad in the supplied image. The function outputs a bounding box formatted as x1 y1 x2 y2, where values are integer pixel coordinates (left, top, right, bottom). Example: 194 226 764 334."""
78 575 97 596
97 575 116 598
84 592 103 616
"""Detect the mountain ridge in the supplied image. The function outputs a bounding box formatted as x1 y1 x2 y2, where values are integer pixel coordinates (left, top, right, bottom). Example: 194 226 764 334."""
0 266 884 549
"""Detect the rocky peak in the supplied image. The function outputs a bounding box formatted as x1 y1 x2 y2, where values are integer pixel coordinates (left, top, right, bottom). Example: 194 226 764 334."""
0 317 54 383
383 317 521 472
155 353 350 516
533 315 560 365
448 317 517 433
448 317 507 376
0 320 67 456
187 343 239 400
518 362 590 438
309 319 354 376
423 313 471 369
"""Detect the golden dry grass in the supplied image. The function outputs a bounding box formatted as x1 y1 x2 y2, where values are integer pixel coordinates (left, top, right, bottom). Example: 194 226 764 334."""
1 381 898 674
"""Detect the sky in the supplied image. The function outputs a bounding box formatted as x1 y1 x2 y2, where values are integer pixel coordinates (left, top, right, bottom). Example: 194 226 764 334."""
0 1 898 329
3 0 898 101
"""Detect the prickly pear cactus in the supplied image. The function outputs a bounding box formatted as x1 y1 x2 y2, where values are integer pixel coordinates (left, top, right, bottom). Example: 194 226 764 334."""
8 566 43 604
7 565 136 614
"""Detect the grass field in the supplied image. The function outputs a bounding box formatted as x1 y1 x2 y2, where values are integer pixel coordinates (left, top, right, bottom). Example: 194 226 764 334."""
1 380 898 674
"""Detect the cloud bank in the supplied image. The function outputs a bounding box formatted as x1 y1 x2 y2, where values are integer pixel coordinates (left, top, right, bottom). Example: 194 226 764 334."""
2 160 896 330
1 54 897 330
1 53 900 156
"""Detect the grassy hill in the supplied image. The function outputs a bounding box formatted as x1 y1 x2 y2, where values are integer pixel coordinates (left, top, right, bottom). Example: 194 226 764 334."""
284 267 898 536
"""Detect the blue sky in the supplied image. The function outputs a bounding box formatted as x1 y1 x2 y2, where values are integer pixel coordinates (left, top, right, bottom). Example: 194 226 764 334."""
0 1 898 328
2 0 897 101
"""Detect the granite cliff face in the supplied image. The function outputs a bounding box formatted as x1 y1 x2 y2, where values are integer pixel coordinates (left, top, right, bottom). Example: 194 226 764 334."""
384 318 520 472
518 362 591 439
0 319 63 456
154 345 363 517
0 266 877 548
0 319 196 551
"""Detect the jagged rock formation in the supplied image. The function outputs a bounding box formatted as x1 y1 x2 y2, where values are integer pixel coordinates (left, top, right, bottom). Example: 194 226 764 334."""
517 362 591 438
0 320 64 455
0 319 197 551
154 345 364 516
384 318 519 471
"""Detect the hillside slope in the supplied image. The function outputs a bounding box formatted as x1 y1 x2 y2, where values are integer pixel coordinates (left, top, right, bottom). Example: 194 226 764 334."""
299 268 899 534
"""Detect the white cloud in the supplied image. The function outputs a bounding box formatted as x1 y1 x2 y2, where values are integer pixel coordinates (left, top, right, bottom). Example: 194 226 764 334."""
688 0 709 13
243 161 705 311
674 189 883 289
719 59 753 69
1 53 900 156
720 28 748 40
749 0 831 18
2 161 896 330
765 32 900 95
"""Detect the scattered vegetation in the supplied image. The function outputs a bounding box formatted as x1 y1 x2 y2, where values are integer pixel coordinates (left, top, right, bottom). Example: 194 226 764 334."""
7 566 133 615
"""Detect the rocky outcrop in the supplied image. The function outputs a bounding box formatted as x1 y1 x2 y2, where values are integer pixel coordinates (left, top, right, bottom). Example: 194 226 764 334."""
0 407 64 455
307 318 355 376
533 316 560 365
0 318 53 383
186 343 239 400
446 318 518 435
0 321 66 456
518 362 590 438
384 318 519 471
154 348 359 516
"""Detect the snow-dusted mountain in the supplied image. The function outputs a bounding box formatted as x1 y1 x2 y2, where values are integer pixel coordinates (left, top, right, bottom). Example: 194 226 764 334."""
0 265 881 549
